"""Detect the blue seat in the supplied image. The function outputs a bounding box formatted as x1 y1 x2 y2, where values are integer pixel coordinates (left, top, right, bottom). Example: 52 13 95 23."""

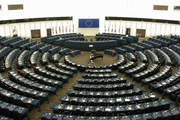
114 47 127 54
45 64 74 78
136 51 148 63
5 49 20 69
104 49 117 56
0 37 21 46
72 82 135 91
48 46 61 54
66 87 145 98
55 62 78 73
20 41 37 50
17 50 29 69
122 45 135 53
137 42 153 50
145 50 159 64
40 52 50 66
30 51 39 66
10 39 29 49
130 43 145 51
21 68 63 90
127 53 137 62
9 70 55 96
39 44 52 53
29 42 44 52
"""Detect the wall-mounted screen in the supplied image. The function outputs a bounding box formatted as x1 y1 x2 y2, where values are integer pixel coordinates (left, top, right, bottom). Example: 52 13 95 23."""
79 19 99 28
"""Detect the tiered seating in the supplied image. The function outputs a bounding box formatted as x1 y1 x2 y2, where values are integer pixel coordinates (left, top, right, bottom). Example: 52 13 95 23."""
82 73 119 79
151 48 180 94
0 47 10 60
66 87 145 98
0 37 21 46
30 51 39 66
59 48 70 56
45 64 74 77
59 92 158 106
0 73 49 103
118 61 137 73
137 41 153 50
122 45 135 53
130 43 145 51
127 53 137 62
114 47 127 54
20 68 63 89
72 82 135 91
10 39 29 49
143 40 161 48
9 70 56 95
33 66 68 83
29 42 44 52
0 87 40 111
39 107 180 120
145 50 159 64
136 51 148 63
85 69 112 73
50 98 171 116
155 48 172 65
40 52 50 65
104 49 117 56
0 100 29 120
171 35 180 42
17 50 29 69
149 38 170 47
141 65 172 86
157 35 177 44
19 41 37 50
48 46 61 54
55 62 78 73
5 49 20 69
39 44 52 53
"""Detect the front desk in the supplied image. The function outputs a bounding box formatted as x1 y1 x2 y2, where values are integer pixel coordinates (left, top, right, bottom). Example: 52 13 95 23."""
65 40 118 51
